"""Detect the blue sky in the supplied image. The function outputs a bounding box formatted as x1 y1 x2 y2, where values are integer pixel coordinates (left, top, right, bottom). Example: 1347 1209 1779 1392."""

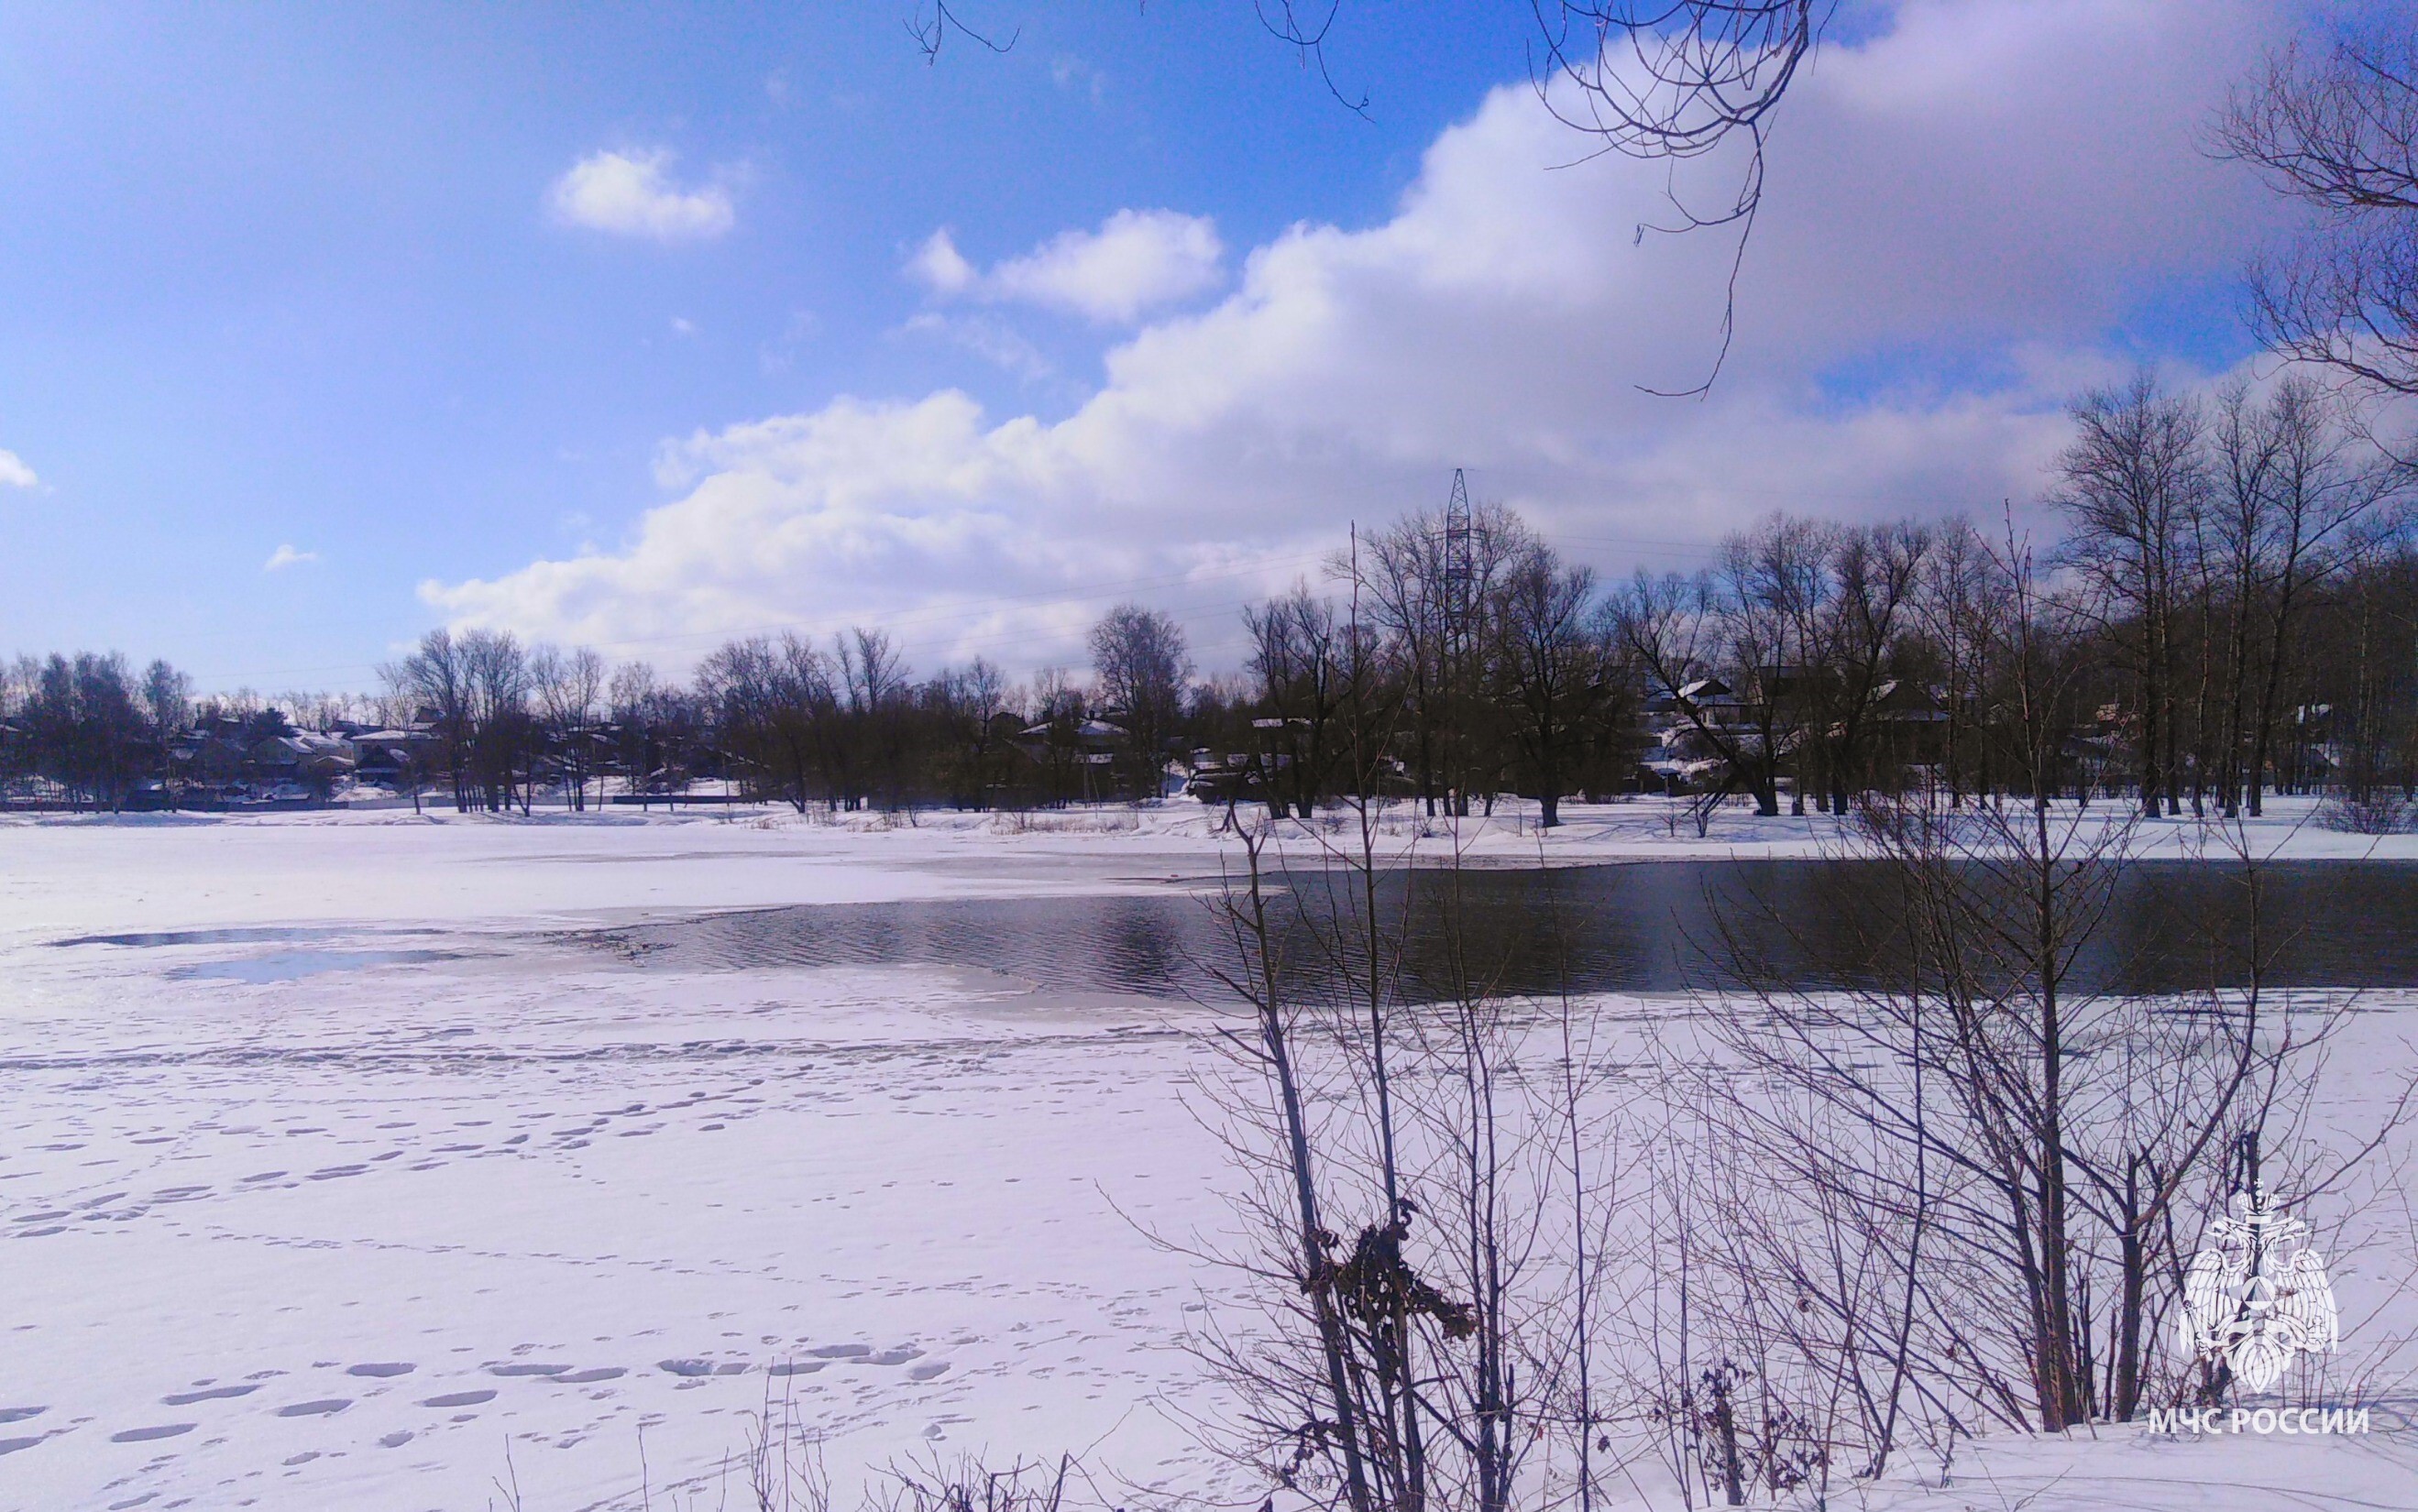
0 2 2310 691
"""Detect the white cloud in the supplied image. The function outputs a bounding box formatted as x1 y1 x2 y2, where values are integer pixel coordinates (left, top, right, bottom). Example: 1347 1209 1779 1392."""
911 210 1225 323
899 312 1056 382
908 230 978 296
1050 55 1108 101
264 544 319 572
437 0 2285 671
547 149 735 241
0 448 36 489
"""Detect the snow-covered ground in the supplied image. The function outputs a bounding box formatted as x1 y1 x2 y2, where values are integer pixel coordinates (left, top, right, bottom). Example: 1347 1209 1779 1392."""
1 803 2413 1510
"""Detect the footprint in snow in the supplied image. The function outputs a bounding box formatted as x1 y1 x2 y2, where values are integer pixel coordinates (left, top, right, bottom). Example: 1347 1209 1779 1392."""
275 1399 350 1418
488 1364 568 1377
421 1390 496 1408
808 1344 872 1359
0 1408 44 1424
109 1423 195 1443
556 1367 624 1384
346 1363 414 1378
162 1385 258 1406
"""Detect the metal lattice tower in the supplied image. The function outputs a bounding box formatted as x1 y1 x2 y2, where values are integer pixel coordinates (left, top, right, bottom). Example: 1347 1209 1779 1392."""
1435 467 1476 816
1442 467 1475 663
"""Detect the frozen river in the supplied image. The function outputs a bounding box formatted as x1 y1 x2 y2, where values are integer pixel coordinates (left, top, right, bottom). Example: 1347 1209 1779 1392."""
3 805 2413 1511
597 858 2418 1001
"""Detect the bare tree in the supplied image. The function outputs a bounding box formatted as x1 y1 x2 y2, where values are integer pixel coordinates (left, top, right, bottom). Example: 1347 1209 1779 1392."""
1089 603 1193 801
1350 499 1533 817
140 659 192 746
2222 17 2418 409
462 629 533 813
698 635 830 813
1487 543 1614 827
1814 521 1932 814
384 630 472 812
530 643 606 810
1651 520 2355 1487
608 660 704 801
1611 513 1841 824
839 627 911 811
1915 518 2002 808
2051 374 2207 818
1532 1 1820 391
838 627 908 715
1611 567 1777 825
1245 582 1365 820
2241 378 2395 815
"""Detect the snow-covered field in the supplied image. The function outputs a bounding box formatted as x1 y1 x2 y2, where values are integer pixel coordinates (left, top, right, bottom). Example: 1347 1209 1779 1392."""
2 801 2413 1510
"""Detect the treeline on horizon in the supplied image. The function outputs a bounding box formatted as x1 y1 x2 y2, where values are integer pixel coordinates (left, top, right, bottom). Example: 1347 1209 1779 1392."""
6 373 2417 827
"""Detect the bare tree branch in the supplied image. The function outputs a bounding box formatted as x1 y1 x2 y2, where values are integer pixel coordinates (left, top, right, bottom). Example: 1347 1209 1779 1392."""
906 2 1018 64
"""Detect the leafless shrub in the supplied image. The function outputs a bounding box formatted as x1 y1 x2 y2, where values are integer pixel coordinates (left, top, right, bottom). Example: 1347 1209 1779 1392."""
1184 801 1655 1512
739 1369 835 1512
871 1451 1072 1512
2318 789 2415 834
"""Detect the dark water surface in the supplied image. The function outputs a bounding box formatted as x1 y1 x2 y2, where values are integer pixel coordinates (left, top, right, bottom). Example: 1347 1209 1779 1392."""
590 861 2418 1002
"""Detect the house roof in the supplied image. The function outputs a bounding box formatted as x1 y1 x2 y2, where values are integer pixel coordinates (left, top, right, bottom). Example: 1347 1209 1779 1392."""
1018 718 1127 741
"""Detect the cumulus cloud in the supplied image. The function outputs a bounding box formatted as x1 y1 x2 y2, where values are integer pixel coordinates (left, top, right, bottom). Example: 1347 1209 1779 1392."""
911 209 1225 323
264 544 319 572
548 149 736 241
908 230 978 296
436 0 2284 671
0 448 36 488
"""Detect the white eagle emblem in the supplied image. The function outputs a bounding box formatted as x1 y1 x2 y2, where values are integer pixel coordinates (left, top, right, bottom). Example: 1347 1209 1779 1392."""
2180 1190 2338 1393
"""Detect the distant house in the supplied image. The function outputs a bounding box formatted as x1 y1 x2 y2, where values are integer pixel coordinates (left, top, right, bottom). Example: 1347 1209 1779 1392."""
984 709 1028 745
1010 717 1127 803
346 728 437 789
1013 717 1126 761
251 733 356 790
1673 675 1764 734
166 729 250 793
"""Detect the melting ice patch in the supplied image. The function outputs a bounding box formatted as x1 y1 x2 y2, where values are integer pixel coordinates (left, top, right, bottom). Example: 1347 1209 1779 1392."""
169 949 461 983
